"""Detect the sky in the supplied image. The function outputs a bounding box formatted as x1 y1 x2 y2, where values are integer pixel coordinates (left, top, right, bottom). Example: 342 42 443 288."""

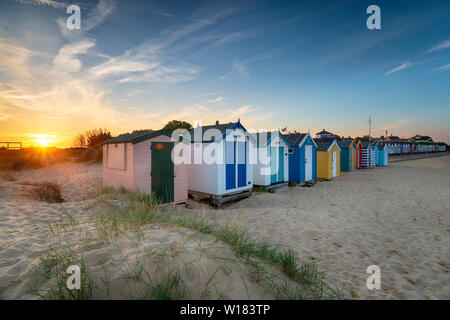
0 0 449 147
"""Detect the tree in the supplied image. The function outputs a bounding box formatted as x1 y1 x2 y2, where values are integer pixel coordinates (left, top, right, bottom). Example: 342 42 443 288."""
163 120 193 133
72 129 111 148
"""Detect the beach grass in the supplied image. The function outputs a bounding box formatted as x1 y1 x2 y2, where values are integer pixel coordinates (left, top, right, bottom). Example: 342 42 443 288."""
29 188 343 300
29 181 64 203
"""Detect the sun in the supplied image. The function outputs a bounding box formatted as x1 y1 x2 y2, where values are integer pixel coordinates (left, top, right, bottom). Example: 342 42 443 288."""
34 134 54 147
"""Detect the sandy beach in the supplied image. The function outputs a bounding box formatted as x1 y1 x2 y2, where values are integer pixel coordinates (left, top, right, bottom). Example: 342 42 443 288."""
0 156 449 299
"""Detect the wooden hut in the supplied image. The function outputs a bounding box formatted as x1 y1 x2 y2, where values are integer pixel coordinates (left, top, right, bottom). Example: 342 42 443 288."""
337 139 357 172
102 129 188 204
378 143 389 167
187 120 255 207
355 140 363 169
361 142 375 168
253 130 290 187
284 132 317 184
314 138 341 180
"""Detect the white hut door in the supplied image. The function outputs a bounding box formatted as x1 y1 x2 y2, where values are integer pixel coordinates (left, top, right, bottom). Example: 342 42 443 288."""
305 145 312 181
332 151 337 177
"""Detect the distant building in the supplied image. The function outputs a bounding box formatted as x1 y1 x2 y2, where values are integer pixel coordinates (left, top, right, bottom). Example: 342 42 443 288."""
315 129 335 139
386 135 400 141
410 134 433 143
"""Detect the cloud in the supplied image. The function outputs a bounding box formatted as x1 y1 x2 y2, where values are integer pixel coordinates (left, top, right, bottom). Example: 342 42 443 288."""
84 0 117 31
192 92 219 98
156 12 175 18
207 96 225 103
88 58 157 79
385 62 414 75
433 64 450 72
13 0 68 8
126 89 146 97
0 36 34 77
53 40 95 74
427 40 450 54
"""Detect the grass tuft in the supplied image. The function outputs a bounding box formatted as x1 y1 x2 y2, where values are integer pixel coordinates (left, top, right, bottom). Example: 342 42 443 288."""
30 181 64 203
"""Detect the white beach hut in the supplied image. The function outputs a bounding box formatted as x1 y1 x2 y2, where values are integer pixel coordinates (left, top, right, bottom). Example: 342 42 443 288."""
186 120 255 207
252 130 290 187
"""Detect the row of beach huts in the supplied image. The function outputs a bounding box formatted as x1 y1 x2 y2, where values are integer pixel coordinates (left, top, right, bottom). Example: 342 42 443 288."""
102 120 446 207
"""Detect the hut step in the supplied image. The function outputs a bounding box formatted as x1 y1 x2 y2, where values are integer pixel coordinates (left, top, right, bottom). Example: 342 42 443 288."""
266 182 289 193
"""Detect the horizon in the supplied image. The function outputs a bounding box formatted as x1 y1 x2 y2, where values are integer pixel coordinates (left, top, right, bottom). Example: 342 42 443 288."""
1 0 450 148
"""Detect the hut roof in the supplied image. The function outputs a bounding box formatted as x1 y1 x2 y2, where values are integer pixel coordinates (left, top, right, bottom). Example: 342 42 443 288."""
337 140 354 149
103 129 171 145
254 131 290 147
314 138 340 152
283 132 317 147
284 133 306 146
188 121 255 143
361 141 372 148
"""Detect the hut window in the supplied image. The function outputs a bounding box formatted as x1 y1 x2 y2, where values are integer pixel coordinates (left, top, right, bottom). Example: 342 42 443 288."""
288 148 293 154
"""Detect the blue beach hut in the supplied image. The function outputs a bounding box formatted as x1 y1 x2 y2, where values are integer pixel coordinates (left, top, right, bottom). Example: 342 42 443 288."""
283 132 317 184
378 143 389 167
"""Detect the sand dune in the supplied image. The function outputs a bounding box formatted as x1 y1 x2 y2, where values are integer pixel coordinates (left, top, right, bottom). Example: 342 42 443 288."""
0 157 449 299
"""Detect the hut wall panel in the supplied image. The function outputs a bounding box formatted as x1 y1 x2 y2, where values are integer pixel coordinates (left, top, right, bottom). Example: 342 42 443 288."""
103 143 134 190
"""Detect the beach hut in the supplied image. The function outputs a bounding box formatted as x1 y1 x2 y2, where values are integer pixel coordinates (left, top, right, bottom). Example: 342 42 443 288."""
372 142 379 166
187 120 255 206
361 142 375 168
378 143 389 167
337 139 357 172
355 140 363 169
252 130 290 186
102 129 188 204
314 138 341 180
283 132 317 184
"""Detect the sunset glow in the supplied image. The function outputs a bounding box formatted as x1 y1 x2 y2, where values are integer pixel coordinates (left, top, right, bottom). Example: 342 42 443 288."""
33 134 55 147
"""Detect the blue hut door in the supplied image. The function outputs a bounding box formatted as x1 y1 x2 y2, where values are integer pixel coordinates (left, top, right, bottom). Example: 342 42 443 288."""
225 141 235 190
305 145 313 181
237 140 247 187
278 148 284 182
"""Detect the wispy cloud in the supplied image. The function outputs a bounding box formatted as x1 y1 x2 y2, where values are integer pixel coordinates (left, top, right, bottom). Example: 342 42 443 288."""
156 11 175 18
433 63 450 72
13 0 68 8
427 40 450 54
192 92 219 98
0 35 34 77
207 96 225 103
53 40 96 74
385 62 414 75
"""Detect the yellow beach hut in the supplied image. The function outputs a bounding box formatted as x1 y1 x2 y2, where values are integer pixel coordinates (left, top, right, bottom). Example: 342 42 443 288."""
314 138 341 180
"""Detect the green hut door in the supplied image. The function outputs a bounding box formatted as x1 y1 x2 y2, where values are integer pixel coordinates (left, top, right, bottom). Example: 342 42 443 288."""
151 142 174 203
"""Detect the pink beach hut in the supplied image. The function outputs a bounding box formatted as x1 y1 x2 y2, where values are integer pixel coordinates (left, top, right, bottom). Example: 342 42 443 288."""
102 129 188 204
